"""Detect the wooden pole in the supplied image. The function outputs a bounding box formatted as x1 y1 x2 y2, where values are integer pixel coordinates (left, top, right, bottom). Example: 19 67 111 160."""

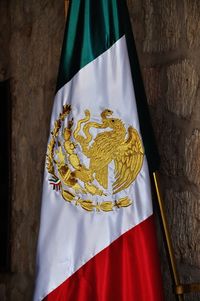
153 171 184 301
64 0 68 18
153 171 200 298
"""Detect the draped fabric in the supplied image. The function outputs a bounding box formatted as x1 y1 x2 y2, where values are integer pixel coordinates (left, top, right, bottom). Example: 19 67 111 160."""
56 0 159 170
44 217 164 301
33 1 164 300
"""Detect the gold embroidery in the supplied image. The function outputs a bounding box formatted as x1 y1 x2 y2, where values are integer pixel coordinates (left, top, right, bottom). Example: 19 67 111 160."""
61 195 132 212
46 104 71 175
46 106 144 212
62 189 75 202
73 109 144 193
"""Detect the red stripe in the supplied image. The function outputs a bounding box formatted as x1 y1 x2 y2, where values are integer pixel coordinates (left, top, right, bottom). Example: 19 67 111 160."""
44 215 164 301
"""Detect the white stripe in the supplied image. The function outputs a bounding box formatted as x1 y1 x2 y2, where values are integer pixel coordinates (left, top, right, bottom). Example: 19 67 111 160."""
33 36 153 301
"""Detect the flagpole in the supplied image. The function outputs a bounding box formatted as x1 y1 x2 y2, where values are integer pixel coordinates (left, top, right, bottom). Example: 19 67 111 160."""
64 0 68 18
153 171 184 301
153 171 200 300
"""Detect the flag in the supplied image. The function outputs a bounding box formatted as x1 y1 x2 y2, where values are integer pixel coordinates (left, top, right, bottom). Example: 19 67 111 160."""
34 1 164 300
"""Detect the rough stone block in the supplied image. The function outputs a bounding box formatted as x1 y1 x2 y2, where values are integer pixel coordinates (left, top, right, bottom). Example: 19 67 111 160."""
184 0 200 48
154 119 182 176
127 0 144 43
184 129 200 185
142 67 162 106
165 189 200 268
166 60 198 118
143 0 181 52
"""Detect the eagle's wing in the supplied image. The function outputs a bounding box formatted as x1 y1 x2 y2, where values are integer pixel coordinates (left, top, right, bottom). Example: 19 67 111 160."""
113 127 144 194
89 132 117 189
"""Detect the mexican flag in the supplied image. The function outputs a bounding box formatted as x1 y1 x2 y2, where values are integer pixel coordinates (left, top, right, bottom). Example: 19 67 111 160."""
34 1 164 300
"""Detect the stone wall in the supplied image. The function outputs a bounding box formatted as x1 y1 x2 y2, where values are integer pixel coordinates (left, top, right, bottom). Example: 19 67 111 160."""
128 0 200 300
0 0 199 300
0 0 66 300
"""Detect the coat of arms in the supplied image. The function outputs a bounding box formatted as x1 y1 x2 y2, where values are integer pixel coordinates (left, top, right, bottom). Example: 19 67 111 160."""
46 105 144 212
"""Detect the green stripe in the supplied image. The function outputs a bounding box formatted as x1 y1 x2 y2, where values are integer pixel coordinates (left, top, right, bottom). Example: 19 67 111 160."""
56 0 160 172
56 0 124 91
